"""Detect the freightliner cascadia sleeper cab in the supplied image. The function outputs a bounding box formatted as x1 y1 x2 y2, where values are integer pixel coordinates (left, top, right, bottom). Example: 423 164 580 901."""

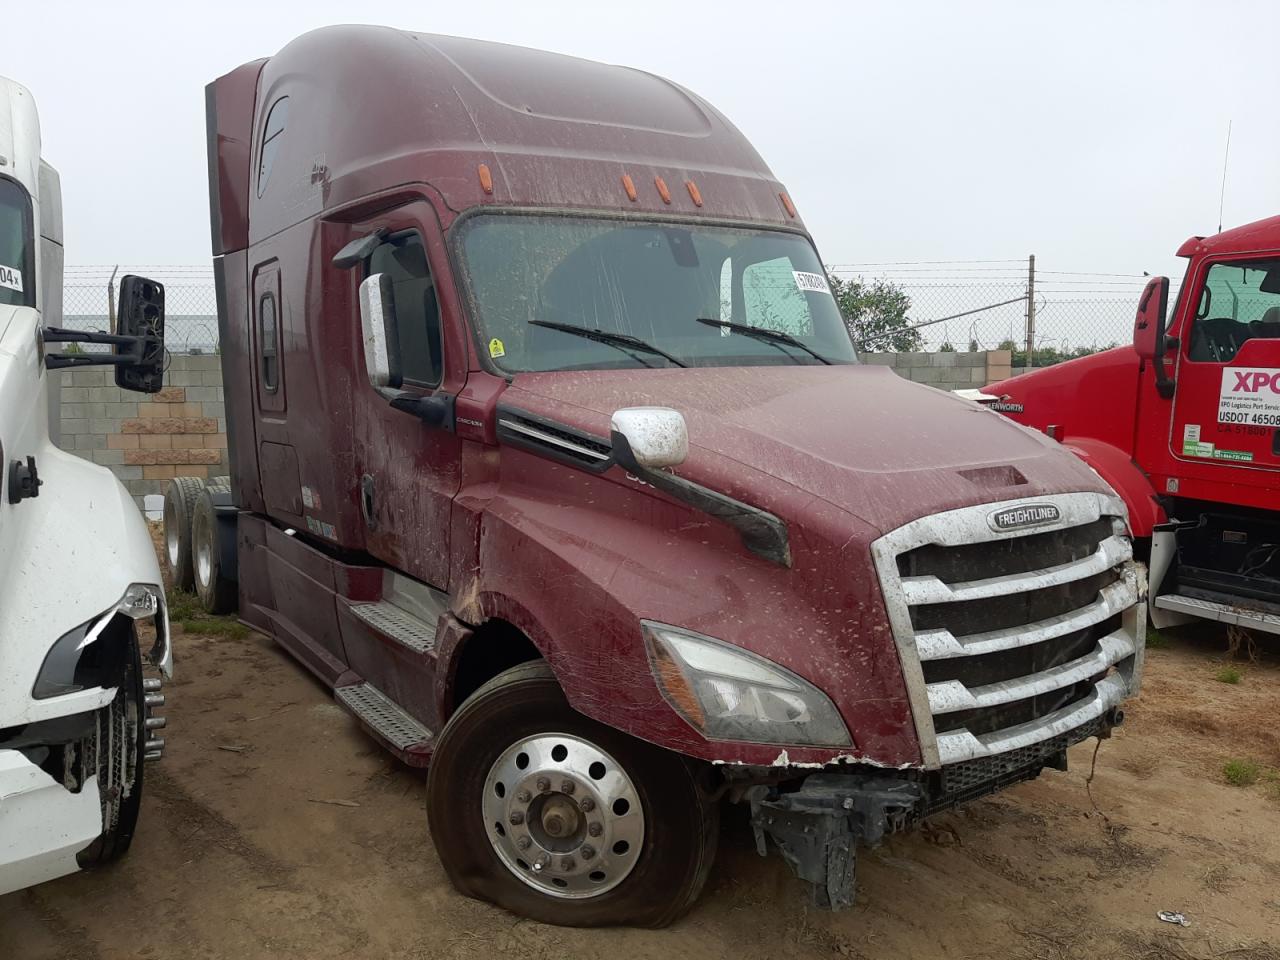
187 27 1146 925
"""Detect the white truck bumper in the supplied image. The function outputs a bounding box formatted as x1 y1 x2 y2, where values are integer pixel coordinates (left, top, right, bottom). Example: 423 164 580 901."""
0 749 101 896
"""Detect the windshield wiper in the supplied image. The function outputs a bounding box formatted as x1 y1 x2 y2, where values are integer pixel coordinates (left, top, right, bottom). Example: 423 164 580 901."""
529 320 688 368
694 318 832 365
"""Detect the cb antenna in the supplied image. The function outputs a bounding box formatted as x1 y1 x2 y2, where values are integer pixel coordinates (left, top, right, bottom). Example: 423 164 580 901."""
1217 120 1232 234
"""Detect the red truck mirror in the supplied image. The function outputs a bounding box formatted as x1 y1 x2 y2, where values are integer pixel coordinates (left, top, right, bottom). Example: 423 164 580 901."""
1133 275 1176 398
1133 276 1169 361
358 273 402 393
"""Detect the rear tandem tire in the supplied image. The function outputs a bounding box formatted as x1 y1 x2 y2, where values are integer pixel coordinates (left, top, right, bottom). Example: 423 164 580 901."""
191 488 237 615
163 476 205 590
426 661 719 928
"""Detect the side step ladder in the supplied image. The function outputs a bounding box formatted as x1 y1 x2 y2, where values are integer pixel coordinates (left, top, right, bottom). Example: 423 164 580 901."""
335 682 435 767
1154 593 1280 636
348 600 438 654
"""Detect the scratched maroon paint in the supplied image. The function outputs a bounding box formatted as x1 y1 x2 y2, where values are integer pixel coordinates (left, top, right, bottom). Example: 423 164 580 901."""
207 26 1118 769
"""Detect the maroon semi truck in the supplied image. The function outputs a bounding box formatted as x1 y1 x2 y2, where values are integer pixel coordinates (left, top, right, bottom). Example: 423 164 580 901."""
178 25 1146 925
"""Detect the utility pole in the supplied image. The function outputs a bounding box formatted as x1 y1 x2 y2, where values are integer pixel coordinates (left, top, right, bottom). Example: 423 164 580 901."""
1025 254 1036 369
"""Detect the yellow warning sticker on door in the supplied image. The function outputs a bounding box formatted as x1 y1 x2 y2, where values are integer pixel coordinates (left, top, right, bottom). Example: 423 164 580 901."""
488 338 506 359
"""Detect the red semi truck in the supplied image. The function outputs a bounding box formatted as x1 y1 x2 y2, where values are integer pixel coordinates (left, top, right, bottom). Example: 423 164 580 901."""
979 217 1280 638
178 26 1146 925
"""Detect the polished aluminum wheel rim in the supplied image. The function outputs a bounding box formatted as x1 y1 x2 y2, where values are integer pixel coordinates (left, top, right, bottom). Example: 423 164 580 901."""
482 733 645 899
164 496 181 569
194 512 212 589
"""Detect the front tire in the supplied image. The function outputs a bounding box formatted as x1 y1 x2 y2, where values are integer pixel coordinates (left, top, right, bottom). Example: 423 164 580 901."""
77 625 146 866
426 661 718 927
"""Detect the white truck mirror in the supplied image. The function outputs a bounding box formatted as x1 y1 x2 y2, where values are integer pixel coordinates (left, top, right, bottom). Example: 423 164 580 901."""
358 272 402 392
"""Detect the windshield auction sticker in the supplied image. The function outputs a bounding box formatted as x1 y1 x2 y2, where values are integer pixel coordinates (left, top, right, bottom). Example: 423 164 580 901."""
0 265 23 293
1218 367 1280 427
793 271 830 295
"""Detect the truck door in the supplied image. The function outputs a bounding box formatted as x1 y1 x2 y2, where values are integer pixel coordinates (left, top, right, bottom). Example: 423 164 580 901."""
348 203 463 590
1172 256 1280 472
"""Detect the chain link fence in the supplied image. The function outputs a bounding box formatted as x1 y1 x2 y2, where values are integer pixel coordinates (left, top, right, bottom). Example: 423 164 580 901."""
828 259 1175 365
62 266 218 354
60 261 1167 364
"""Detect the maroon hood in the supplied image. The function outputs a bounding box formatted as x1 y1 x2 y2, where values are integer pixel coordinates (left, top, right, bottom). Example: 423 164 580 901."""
502 364 1110 534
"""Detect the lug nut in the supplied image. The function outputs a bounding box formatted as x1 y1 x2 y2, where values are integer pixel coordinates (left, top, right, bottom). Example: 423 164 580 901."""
579 797 595 812
509 811 525 826
144 692 165 708
560 779 575 795
145 716 166 730
536 777 551 793
143 678 162 692
588 822 603 838
516 836 531 851
581 845 595 860
516 789 531 803
532 853 550 873
560 856 575 871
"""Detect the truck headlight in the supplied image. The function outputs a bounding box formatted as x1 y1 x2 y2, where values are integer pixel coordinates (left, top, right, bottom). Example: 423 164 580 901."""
643 621 851 747
33 584 163 699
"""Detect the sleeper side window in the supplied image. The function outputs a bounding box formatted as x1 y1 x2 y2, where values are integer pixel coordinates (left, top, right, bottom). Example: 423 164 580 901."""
367 233 443 386
257 97 289 197
259 292 279 392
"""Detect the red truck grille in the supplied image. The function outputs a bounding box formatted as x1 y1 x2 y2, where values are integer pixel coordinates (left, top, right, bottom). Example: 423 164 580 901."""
870 492 1145 769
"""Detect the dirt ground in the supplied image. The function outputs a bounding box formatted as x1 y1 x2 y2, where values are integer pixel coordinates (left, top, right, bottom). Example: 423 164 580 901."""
3 615 1278 959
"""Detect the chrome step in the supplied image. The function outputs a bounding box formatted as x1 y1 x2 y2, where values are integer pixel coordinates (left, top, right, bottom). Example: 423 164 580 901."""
335 682 433 751
1154 594 1280 636
349 600 438 654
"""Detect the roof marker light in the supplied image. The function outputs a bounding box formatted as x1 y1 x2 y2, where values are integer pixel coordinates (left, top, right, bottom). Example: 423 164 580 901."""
477 163 494 195
685 180 703 207
779 192 796 218
654 176 672 205
621 174 638 202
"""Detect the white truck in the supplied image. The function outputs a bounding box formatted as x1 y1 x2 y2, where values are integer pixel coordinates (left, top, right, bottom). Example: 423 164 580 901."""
0 76 172 895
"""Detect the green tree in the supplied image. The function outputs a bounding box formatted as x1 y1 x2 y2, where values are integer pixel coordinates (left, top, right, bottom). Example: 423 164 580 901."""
828 274 920 352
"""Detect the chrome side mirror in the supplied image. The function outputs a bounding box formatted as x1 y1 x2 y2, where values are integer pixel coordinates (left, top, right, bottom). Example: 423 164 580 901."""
610 407 688 468
358 273 401 392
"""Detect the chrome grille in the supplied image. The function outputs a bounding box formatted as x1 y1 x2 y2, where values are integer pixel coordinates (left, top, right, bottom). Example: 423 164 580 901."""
871 492 1145 768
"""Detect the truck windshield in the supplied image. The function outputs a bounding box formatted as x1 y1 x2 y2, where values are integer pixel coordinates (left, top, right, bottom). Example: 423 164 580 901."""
456 214 857 371
0 177 34 309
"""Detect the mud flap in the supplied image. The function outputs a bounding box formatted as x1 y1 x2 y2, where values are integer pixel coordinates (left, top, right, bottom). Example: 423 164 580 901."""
750 774 923 910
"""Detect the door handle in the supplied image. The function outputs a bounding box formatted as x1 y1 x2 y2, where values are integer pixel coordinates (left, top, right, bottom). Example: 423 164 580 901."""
360 473 376 530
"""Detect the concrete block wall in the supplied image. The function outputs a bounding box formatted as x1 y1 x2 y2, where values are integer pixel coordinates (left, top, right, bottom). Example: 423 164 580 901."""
54 354 228 505
860 349 1012 389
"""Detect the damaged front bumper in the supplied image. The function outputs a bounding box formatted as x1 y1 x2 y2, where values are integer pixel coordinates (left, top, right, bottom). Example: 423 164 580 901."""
749 709 1119 908
0 748 102 896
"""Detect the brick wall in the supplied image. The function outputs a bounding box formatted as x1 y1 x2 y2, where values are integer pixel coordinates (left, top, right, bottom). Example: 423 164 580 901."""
53 350 1010 506
53 354 228 505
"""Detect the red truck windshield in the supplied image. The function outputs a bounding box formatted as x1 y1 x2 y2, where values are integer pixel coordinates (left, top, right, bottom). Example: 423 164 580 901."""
0 178 33 309
456 214 857 371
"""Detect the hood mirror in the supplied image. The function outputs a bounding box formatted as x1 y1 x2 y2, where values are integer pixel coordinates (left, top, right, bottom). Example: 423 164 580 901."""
358 273 402 393
610 407 688 469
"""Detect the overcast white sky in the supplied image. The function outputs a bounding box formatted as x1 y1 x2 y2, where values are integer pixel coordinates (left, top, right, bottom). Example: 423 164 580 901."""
9 0 1280 279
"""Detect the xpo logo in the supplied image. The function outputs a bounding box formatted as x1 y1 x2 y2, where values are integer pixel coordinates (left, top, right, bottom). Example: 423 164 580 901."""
1230 370 1280 394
